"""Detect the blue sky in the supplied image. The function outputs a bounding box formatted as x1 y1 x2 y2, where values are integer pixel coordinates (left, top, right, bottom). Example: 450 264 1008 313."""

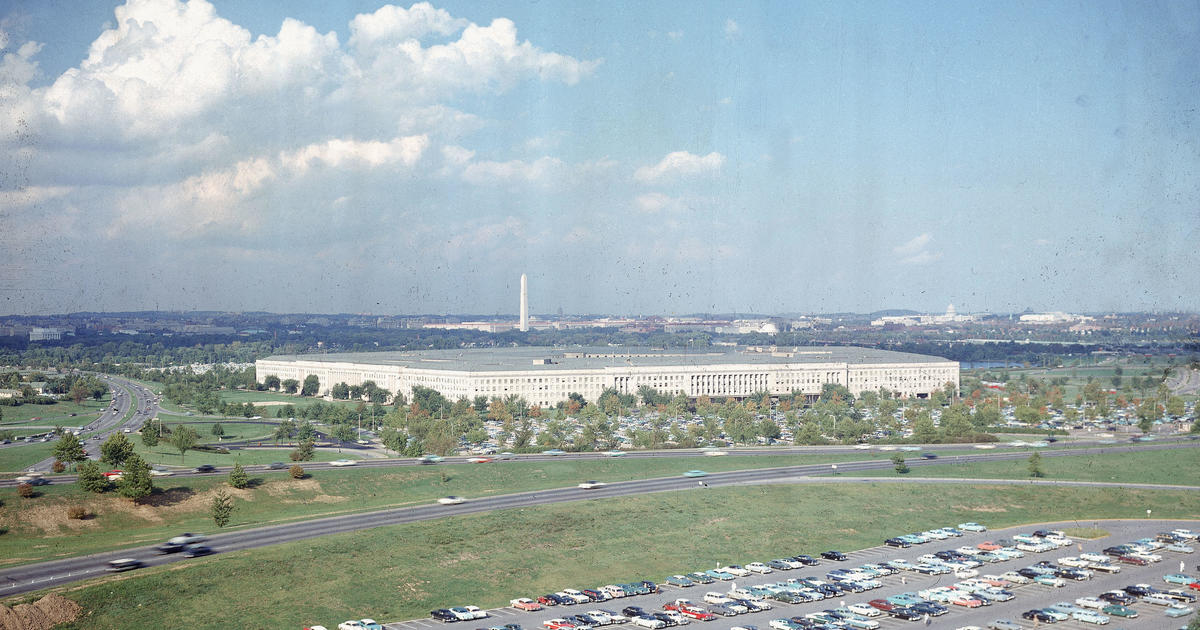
1 0 1197 316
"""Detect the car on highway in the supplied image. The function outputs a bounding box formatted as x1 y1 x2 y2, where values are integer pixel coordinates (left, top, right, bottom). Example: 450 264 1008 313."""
268 462 288 469
683 470 708 478
467 457 493 464
103 470 123 480
168 533 207 545
543 449 567 456
149 467 172 477
193 464 216 473
329 459 357 467
420 454 444 464
156 541 186 554
183 544 213 558
106 558 143 572
578 481 606 489
15 474 50 486
438 496 465 505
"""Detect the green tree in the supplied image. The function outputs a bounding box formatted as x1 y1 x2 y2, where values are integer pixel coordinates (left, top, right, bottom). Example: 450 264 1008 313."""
141 421 159 447
1165 396 1185 418
891 453 910 474
210 488 234 528
228 462 249 489
291 438 315 461
263 375 281 391
301 374 320 397
117 454 154 500
100 433 135 467
77 460 110 493
1028 451 1045 478
211 422 225 439
332 424 356 451
170 425 199 463
52 433 87 468
282 379 299 394
912 413 938 443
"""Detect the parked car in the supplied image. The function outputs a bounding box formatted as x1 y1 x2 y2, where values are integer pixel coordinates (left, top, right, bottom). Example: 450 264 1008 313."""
512 599 543 612
820 551 847 561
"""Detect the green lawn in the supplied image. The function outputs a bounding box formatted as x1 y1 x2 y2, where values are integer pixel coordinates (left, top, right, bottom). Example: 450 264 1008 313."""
0 396 111 427
0 442 55 474
0 452 934 565
11 482 1196 630
844 447 1200 486
130 441 363 468
158 420 276 443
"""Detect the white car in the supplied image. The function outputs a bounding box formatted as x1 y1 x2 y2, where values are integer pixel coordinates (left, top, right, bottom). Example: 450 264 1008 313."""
998 571 1031 584
846 603 881 618
958 522 987 532
703 450 728 456
584 611 613 625
453 606 487 620
149 468 173 477
722 565 751 577
578 481 606 489
1075 596 1106 609
437 496 465 505
1171 528 1198 539
1058 556 1091 567
168 533 207 545
746 562 773 574
561 590 591 604
704 592 735 605
1079 552 1108 563
338 622 366 630
329 459 357 467
631 616 665 629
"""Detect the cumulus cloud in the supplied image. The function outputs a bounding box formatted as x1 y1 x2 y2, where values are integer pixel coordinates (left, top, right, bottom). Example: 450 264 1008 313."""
893 233 942 264
634 151 725 183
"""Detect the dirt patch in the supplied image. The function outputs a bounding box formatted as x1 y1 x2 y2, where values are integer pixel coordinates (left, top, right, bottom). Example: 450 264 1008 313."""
951 504 1010 513
248 401 293 406
0 593 81 630
9 503 102 537
263 478 323 496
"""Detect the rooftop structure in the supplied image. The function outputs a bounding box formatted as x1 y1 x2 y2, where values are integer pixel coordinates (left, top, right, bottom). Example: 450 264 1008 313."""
257 346 958 409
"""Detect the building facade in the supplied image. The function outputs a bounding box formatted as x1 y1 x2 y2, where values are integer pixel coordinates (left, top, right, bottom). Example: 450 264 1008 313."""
256 347 958 409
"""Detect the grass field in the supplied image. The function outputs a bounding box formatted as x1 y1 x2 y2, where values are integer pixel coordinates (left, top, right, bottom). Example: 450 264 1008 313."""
844 447 1200 486
130 441 364 468
9 482 1196 630
2 448 1195 567
0 442 55 474
158 420 277 443
0 396 112 427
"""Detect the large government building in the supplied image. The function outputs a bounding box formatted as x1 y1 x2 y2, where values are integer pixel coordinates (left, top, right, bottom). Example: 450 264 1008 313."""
256 346 958 408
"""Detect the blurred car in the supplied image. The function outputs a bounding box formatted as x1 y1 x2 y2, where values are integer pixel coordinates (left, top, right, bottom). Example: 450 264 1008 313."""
268 462 288 469
182 544 213 558
329 459 357 467
437 496 465 505
683 470 708 478
193 464 216 473
578 481 606 489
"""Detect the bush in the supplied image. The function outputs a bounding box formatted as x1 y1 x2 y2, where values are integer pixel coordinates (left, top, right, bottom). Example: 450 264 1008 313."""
289 464 304 479
66 505 90 520
17 483 34 498
228 462 248 489
52 460 66 473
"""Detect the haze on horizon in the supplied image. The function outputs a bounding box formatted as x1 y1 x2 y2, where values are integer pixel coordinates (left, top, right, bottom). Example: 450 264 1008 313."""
1 0 1197 318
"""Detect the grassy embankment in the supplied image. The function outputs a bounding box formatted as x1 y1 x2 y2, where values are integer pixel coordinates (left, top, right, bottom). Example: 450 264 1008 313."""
2 448 1196 568
845 446 1200 486
13 482 1199 630
0 396 112 427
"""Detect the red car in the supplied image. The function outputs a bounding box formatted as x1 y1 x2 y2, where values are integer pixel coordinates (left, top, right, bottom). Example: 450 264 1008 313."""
678 606 715 621
511 598 542 612
977 541 1001 551
867 599 894 612
1187 581 1200 592
103 470 123 480
1118 555 1149 566
543 620 574 630
467 457 493 463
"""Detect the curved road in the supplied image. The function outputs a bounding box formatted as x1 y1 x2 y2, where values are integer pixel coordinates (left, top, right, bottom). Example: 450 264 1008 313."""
1 439 1197 597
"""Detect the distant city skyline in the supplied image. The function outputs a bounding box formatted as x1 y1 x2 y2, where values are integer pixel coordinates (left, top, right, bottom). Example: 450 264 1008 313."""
1 1 1198 317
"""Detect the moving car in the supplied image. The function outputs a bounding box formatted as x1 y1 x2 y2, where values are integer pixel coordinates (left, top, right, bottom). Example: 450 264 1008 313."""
106 558 142 572
182 544 213 557
168 533 207 545
193 464 216 473
438 496 465 505
329 459 357 467
578 481 606 489
683 470 708 478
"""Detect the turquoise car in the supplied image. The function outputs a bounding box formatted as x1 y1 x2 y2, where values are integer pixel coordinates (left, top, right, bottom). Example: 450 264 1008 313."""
1101 604 1137 618
1164 573 1196 585
886 592 922 606
683 470 708 478
705 569 734 581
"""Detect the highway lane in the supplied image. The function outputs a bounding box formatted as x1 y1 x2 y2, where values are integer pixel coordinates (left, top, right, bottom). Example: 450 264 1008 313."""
2 440 1198 597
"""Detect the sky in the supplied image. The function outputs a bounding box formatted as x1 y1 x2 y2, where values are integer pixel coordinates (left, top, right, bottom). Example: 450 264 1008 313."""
1 0 1198 317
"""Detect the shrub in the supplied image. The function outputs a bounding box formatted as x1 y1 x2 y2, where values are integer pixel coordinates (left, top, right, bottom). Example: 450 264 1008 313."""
228 462 248 489
17 483 34 498
66 505 90 520
52 460 66 473
289 464 304 479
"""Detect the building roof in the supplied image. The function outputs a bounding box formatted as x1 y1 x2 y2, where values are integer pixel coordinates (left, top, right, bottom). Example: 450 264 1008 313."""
260 346 954 372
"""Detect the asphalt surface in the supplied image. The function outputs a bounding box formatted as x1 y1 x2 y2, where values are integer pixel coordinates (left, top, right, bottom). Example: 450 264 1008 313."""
374 520 1200 630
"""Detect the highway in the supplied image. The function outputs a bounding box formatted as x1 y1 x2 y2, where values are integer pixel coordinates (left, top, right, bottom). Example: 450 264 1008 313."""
1 438 1197 597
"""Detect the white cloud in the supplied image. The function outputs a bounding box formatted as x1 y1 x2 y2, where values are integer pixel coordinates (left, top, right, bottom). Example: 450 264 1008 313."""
724 19 740 38
667 30 683 40
893 233 942 265
634 151 725 183
635 192 685 213
348 2 468 49
461 156 564 186
280 135 429 173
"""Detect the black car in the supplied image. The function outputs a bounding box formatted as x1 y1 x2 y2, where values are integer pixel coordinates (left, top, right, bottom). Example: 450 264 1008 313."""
1017 568 1042 579
1099 591 1135 605
1164 590 1197 603
432 609 458 622
791 554 820 566
910 602 947 616
1103 546 1132 557
638 580 659 594
193 464 216 473
650 612 676 626
183 544 213 558
888 607 922 620
920 452 937 459
155 541 186 554
537 595 560 606
622 606 646 618
1124 584 1155 596
820 550 847 561
884 537 910 548
1021 610 1053 623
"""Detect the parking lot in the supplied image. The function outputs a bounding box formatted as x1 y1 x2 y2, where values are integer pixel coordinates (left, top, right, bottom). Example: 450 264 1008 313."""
378 519 1198 630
